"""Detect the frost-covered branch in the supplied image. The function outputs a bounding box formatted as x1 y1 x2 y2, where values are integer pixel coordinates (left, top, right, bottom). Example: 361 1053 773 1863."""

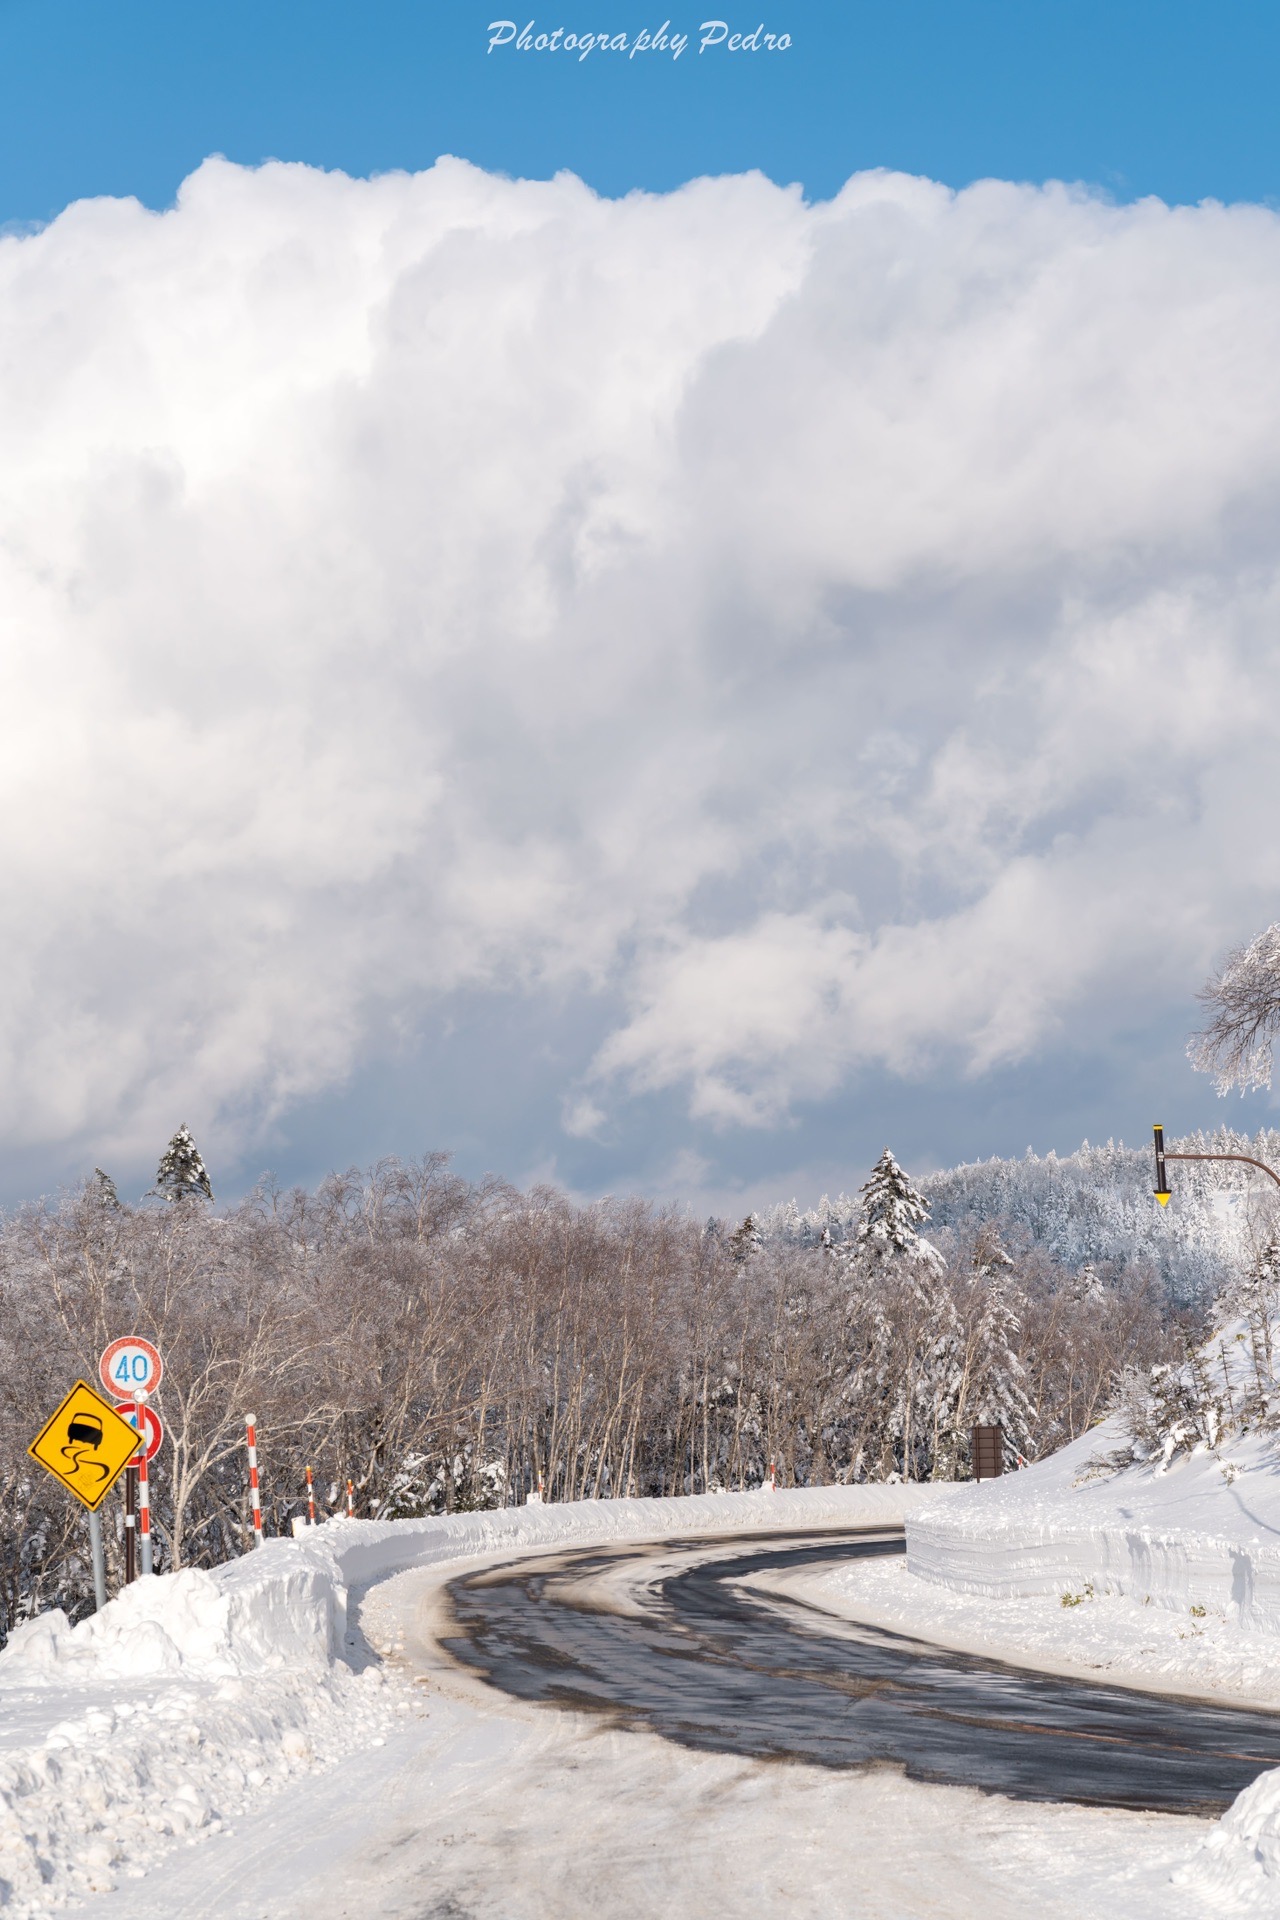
1189 922 1280 1094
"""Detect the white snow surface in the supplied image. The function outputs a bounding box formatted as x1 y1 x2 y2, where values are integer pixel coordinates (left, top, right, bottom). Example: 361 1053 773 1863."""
0 1487 928 1915
753 1544 1280 1912
899 1420 1280 1908
0 1481 1277 1915
906 1419 1280 1628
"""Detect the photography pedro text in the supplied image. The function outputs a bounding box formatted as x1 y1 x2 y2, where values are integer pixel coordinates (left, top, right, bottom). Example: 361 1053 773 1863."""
487 19 792 59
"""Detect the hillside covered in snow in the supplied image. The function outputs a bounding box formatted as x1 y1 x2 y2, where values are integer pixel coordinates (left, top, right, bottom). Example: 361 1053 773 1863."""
760 1127 1280 1304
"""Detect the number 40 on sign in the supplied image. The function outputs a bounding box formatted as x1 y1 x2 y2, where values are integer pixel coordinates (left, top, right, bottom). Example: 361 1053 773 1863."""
99 1337 163 1400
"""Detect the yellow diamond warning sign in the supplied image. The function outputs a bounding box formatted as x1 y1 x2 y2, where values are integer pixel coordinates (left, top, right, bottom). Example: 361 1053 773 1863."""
28 1381 143 1511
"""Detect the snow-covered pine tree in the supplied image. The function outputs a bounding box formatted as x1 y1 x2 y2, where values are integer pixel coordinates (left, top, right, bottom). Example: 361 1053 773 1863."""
966 1237 1036 1469
1072 1261 1105 1305
1211 1236 1280 1428
855 1148 941 1269
839 1150 946 1479
155 1125 213 1204
90 1168 119 1209
728 1213 764 1265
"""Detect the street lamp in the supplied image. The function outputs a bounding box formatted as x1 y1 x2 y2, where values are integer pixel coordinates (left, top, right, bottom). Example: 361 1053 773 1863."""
1152 1123 1280 1205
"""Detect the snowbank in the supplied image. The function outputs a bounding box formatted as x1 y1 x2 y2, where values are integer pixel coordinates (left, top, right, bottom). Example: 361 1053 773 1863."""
758 1546 1280 1710
906 1419 1280 1632
10 1479 1278 1915
0 1485 934 1915
905 1427 1280 1903
1175 1767 1280 1909
1 1484 938 1691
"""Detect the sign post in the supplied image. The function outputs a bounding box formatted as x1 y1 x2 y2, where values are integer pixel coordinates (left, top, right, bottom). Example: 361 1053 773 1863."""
27 1382 145 1611
87 1512 107 1610
124 1466 137 1583
99 1339 164 1578
115 1396 164 1577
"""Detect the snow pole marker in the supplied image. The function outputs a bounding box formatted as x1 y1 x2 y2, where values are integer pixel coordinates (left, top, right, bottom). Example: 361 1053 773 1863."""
245 1415 264 1546
136 1398 154 1576
768 1460 776 1491
346 1479 354 1519
306 1464 316 1528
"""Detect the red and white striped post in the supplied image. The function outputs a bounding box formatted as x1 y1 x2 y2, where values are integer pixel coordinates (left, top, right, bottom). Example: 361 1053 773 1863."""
768 1459 776 1492
245 1415 264 1546
346 1479 354 1519
306 1465 316 1528
137 1403 154 1575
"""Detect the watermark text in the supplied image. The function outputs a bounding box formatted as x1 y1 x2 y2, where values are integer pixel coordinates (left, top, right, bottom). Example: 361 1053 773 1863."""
486 20 793 61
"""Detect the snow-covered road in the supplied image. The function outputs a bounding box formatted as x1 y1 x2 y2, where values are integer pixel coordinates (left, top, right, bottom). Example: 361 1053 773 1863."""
441 1530 1280 1811
4 1489 1275 1917
71 1526 1215 1920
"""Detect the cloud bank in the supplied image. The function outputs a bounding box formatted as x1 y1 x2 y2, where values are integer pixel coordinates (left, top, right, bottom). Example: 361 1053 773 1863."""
4 157 1280 1174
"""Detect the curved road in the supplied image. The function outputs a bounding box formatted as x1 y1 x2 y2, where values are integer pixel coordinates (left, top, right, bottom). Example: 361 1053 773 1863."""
443 1527 1280 1815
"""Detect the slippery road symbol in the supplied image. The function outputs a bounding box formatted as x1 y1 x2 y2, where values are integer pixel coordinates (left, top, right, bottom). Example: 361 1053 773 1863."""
62 1412 109 1482
28 1382 143 1511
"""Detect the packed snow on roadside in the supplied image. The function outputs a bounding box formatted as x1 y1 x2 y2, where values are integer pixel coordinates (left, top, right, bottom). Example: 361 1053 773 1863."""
906 1417 1280 1628
0 1484 932 1916
5 1474 1280 1917
894 1415 1280 1906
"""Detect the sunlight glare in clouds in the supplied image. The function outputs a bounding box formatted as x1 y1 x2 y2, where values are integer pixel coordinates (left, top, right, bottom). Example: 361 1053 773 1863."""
3 156 1280 1170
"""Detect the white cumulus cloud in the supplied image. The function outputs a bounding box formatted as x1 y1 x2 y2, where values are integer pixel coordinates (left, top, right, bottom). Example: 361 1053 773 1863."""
3 156 1280 1171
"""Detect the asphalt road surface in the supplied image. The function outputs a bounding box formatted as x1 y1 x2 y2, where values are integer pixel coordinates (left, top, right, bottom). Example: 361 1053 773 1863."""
443 1528 1280 1815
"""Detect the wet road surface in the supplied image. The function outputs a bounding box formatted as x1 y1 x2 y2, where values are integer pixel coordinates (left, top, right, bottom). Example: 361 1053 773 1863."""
442 1528 1280 1814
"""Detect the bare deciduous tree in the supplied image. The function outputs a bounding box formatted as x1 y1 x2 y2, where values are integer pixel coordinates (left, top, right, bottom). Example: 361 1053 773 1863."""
1189 922 1280 1093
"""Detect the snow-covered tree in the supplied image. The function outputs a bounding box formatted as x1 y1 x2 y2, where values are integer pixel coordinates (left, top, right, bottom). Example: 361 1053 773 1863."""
965 1238 1036 1467
1072 1261 1105 1305
855 1148 941 1269
90 1167 119 1209
1189 923 1280 1093
836 1151 949 1479
155 1125 213 1204
728 1213 764 1265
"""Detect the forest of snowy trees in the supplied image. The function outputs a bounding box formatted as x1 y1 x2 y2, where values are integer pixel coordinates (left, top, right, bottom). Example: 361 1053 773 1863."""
759 1127 1280 1304
0 1125 1273 1641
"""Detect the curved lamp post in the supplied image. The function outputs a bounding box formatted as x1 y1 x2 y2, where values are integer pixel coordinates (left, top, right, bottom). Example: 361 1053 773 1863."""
1152 1123 1280 1204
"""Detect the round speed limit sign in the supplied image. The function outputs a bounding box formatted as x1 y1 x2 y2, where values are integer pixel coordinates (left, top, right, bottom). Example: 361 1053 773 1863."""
113 1401 165 1463
99 1336 163 1401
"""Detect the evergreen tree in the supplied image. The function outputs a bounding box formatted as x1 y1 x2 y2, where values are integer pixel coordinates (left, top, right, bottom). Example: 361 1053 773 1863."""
967 1239 1036 1465
728 1213 763 1265
156 1125 213 1204
1072 1261 1105 1305
90 1167 119 1209
854 1148 940 1268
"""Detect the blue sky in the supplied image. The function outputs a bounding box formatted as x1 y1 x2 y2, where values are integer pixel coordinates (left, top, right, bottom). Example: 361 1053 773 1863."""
3 1 1280 1212
6 1 1280 221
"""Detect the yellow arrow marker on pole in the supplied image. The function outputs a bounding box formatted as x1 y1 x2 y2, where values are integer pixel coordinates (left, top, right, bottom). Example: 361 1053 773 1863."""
28 1381 144 1512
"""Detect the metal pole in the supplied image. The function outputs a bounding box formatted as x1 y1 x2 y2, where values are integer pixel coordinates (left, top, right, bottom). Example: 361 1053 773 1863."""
1153 1124 1171 1204
124 1465 137 1583
87 1509 107 1611
1153 1124 1280 1200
